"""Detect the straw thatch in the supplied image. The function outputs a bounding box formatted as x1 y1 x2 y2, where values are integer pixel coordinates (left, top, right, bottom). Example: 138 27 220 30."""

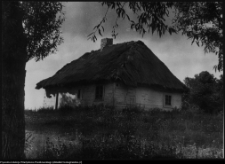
36 40 187 92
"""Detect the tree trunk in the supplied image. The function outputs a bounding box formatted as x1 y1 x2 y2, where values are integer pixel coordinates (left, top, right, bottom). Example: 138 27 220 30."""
2 1 27 159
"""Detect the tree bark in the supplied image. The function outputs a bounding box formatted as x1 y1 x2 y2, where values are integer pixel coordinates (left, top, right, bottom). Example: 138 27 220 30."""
2 1 27 159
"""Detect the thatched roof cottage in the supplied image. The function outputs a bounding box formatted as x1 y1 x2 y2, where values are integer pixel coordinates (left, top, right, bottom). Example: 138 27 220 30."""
36 38 187 110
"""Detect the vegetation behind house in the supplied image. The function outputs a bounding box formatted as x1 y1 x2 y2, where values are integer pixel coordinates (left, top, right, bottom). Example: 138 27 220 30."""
183 71 223 114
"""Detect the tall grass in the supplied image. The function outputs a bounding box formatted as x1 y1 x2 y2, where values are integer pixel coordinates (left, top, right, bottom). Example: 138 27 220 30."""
37 133 184 160
25 105 223 159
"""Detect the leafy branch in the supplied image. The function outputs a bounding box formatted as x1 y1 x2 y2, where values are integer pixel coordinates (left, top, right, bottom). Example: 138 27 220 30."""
111 2 127 39
89 2 177 41
87 6 109 42
89 2 223 72
173 2 223 71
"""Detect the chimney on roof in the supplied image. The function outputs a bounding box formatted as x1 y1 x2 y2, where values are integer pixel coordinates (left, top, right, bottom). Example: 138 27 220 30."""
101 38 113 50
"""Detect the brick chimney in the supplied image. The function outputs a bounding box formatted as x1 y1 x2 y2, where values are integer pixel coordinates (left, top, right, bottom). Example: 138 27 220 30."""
101 38 113 50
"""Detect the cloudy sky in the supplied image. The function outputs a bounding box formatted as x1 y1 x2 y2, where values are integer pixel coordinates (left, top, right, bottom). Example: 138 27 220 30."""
25 2 222 109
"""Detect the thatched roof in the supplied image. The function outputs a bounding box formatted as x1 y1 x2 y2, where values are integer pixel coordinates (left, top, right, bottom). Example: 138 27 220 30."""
36 40 187 92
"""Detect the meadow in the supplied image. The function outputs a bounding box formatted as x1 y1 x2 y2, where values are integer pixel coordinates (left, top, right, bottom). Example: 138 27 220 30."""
25 105 223 159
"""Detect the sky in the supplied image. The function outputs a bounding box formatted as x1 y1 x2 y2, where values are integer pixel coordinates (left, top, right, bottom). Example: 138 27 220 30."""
25 2 222 109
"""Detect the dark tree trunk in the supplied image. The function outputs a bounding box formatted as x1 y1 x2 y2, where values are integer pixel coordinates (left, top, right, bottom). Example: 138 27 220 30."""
2 1 27 159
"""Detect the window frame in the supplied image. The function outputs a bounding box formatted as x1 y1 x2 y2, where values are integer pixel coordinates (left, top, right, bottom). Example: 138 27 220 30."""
164 94 172 107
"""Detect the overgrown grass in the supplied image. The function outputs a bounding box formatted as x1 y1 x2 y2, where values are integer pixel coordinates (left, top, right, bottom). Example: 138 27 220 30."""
37 133 184 160
25 106 223 159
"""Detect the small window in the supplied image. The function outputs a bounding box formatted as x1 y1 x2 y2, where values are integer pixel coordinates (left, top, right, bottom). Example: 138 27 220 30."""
77 89 81 99
165 95 172 106
95 85 104 100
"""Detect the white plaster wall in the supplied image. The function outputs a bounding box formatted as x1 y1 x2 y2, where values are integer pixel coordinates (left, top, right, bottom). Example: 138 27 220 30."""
103 83 114 106
70 83 115 107
113 83 137 109
114 83 127 109
43 83 182 110
135 86 182 110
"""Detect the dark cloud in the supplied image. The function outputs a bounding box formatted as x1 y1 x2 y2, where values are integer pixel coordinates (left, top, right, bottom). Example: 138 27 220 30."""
61 2 112 37
61 2 183 42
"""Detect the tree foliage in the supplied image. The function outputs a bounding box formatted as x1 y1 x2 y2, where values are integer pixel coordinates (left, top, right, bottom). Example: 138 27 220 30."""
60 93 81 108
88 2 176 41
184 71 223 114
89 2 223 71
173 2 223 71
19 2 65 61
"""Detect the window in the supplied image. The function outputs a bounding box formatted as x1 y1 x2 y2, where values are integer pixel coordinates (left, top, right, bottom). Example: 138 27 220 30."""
95 85 104 100
77 89 81 99
165 95 172 106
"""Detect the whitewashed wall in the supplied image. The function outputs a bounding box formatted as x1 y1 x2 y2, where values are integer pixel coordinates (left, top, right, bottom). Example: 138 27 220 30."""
112 83 182 110
113 83 136 109
135 86 182 110
69 83 114 107
43 82 182 110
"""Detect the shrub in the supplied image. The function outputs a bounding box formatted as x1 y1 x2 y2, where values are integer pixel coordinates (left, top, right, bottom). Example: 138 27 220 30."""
37 107 54 113
148 108 164 115
38 137 75 160
122 106 143 115
60 93 80 108
184 71 223 114
59 105 74 113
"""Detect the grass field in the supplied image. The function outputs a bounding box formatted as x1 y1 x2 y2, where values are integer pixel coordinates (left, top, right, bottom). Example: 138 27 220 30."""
25 106 223 159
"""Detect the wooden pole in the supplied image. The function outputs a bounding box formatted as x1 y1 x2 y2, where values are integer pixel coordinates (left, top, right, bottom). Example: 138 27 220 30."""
55 92 59 110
